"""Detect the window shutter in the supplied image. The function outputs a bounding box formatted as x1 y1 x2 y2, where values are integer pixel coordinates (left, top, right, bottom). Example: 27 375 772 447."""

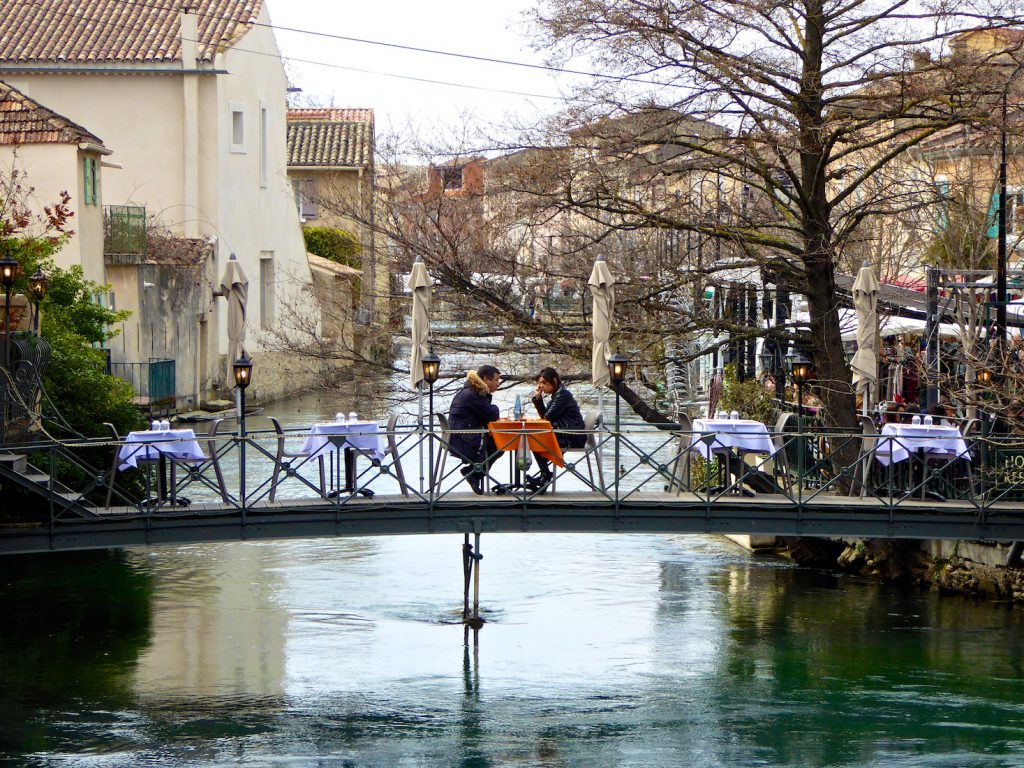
987 191 1000 238
300 179 318 219
83 157 93 205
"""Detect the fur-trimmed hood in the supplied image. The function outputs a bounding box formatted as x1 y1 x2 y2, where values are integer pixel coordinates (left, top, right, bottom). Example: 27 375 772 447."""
466 370 490 395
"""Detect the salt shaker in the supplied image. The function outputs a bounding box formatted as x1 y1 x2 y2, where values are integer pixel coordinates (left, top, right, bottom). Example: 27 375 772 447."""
730 410 740 420
160 419 171 431
336 412 345 422
923 414 934 426
151 419 160 431
911 414 922 425
348 411 358 424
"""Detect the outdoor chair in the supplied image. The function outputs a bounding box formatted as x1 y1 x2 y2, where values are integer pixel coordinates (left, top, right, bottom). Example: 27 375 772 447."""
771 412 798 493
551 409 605 492
201 418 230 503
386 412 410 497
668 411 693 494
848 415 880 498
269 416 325 501
103 422 142 507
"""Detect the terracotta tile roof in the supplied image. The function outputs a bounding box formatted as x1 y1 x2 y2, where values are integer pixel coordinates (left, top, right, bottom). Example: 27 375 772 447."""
0 0 261 64
0 80 104 145
287 108 374 124
287 119 373 168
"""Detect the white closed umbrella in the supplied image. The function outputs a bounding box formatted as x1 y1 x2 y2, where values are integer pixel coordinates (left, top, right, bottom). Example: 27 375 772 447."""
219 253 248 381
408 256 433 390
850 261 880 415
588 255 616 407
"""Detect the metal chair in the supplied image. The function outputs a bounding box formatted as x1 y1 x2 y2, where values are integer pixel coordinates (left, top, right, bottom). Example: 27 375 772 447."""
552 409 605 491
668 411 693 493
386 412 410 497
269 416 325 501
848 415 879 497
771 411 798 493
202 418 230 503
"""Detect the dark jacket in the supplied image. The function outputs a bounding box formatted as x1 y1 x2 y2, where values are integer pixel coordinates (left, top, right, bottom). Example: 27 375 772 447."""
532 385 587 450
448 371 500 463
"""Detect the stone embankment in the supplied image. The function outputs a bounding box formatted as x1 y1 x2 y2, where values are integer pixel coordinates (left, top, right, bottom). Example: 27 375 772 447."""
732 535 1024 602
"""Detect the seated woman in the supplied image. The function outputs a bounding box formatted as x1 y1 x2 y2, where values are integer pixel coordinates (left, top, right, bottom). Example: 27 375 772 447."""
528 367 586 490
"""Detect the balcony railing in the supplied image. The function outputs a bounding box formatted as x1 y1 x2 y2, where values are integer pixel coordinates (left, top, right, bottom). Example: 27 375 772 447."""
103 205 147 256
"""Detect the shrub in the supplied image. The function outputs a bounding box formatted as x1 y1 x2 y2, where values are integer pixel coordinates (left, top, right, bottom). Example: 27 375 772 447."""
303 226 361 270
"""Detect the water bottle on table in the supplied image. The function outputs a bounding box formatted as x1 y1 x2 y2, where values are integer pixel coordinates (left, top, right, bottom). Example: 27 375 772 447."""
514 394 523 420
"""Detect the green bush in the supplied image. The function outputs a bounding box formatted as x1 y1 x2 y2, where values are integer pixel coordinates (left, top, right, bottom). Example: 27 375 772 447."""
303 226 362 270
718 363 777 425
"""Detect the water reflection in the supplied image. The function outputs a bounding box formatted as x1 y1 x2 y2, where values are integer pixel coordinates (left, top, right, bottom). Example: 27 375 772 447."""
0 550 153 754
5 521 1024 764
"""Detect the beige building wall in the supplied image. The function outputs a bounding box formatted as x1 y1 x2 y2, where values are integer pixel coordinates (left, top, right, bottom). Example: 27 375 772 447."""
0 142 106 283
6 6 317 398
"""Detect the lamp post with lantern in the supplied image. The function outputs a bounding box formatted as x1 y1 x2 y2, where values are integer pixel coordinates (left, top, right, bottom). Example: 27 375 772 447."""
787 351 814 492
0 256 20 370
608 352 629 500
421 350 440 490
234 352 253 506
27 268 48 333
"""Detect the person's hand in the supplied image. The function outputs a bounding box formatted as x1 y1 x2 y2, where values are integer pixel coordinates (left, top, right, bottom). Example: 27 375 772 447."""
534 384 544 399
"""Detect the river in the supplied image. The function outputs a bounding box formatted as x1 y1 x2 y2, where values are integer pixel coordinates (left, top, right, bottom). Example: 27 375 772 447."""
3 385 1024 766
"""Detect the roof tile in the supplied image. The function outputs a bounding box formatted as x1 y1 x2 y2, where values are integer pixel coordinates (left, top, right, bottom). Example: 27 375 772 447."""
287 116 373 168
0 79 104 145
0 0 262 63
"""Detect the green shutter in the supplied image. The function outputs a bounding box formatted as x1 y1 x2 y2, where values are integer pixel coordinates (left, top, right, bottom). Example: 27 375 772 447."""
987 191 1000 238
90 159 98 205
83 157 92 205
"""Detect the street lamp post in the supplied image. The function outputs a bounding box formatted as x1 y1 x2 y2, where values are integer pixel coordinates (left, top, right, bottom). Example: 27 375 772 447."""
787 351 814 493
997 88 1009 352
421 351 440 492
27 268 48 333
233 352 253 507
0 257 20 370
608 352 629 502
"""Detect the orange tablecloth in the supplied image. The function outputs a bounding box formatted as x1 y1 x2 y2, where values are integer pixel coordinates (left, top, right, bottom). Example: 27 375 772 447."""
488 419 565 468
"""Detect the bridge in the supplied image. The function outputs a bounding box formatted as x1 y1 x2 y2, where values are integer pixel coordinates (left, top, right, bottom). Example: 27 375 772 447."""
3 418 1024 556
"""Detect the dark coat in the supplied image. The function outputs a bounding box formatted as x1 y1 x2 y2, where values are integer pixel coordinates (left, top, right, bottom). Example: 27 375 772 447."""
448 371 500 464
532 385 587 450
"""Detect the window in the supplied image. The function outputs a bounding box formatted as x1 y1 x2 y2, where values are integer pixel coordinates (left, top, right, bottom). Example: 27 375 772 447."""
260 252 275 330
294 177 317 220
439 166 463 190
259 102 268 187
986 189 1024 238
230 102 246 153
83 157 98 205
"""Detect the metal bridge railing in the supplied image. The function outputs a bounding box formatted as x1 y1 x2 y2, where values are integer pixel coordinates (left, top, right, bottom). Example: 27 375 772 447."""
5 420 1024 527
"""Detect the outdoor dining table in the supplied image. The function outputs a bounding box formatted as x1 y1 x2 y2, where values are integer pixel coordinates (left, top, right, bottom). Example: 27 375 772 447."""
300 421 387 493
687 418 776 494
489 419 564 466
117 428 207 502
875 422 971 500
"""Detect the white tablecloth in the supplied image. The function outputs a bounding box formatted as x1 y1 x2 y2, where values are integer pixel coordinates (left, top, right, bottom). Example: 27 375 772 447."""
688 419 775 460
875 423 970 465
118 429 206 471
300 422 386 461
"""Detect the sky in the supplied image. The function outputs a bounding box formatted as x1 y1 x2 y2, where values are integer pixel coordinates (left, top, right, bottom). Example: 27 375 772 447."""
263 0 578 141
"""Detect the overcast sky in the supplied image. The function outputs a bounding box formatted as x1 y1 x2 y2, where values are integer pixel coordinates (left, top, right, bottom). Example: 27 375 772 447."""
263 0 575 138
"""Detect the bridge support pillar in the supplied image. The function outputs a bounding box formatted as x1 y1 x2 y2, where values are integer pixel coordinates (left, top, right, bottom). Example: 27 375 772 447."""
462 532 484 627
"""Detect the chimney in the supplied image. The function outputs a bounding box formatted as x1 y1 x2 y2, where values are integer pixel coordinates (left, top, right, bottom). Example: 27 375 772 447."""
180 9 198 67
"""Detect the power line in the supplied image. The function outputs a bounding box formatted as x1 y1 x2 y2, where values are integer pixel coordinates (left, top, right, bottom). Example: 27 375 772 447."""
27 0 685 90
4 1 599 103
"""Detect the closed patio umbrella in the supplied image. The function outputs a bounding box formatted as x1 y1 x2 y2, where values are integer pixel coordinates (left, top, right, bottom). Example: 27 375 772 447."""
219 253 248 382
851 261 880 415
588 255 616 406
408 256 433 390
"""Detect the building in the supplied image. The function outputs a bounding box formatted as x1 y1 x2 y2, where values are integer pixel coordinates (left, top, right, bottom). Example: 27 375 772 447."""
0 0 319 405
286 108 386 324
0 80 108 284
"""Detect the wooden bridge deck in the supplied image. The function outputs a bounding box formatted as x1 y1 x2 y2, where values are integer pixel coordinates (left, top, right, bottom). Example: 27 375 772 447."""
3 490 1020 555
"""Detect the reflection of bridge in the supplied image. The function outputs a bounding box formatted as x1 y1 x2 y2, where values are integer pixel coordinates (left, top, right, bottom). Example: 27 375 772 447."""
2 420 1024 555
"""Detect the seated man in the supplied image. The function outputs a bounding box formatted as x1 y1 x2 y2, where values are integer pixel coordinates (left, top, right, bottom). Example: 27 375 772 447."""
448 365 501 495
528 367 586 491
